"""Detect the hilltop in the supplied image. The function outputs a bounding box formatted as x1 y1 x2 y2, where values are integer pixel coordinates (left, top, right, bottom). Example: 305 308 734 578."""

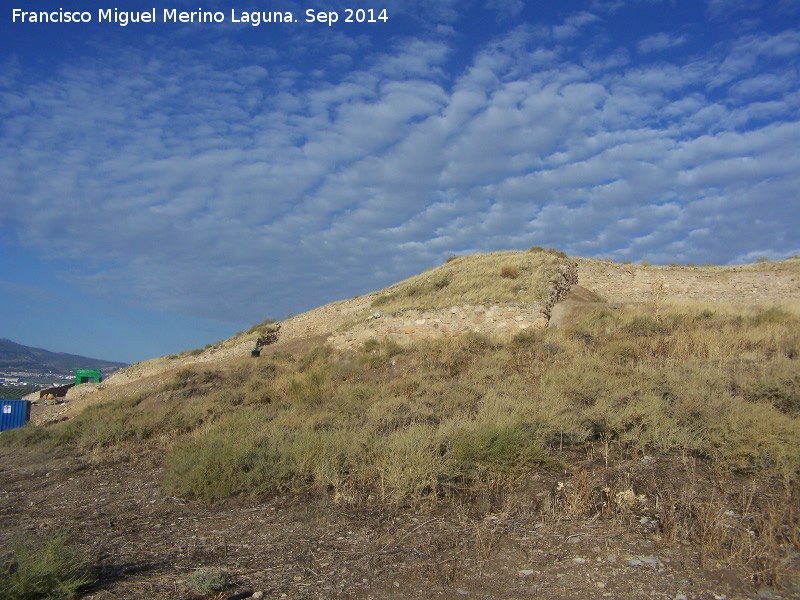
2 251 799 600
79 251 800 391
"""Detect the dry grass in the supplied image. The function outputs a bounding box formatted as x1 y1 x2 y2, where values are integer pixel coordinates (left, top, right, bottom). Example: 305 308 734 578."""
6 295 800 587
368 251 566 315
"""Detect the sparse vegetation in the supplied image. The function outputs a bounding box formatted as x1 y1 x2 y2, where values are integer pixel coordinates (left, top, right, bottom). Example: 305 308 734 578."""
4 256 800 591
14 302 797 514
247 317 278 335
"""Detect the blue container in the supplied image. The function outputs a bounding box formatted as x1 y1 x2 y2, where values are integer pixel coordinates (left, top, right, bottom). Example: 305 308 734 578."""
0 400 31 432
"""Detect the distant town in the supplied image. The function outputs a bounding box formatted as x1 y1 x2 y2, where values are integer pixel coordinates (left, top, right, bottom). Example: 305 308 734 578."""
0 338 127 400
0 372 77 400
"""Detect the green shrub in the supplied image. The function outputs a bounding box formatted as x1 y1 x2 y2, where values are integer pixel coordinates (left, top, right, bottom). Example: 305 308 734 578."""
0 424 53 447
449 422 550 478
0 528 94 600
744 374 800 415
186 568 226 595
625 315 662 337
359 338 380 354
164 414 293 501
751 306 789 325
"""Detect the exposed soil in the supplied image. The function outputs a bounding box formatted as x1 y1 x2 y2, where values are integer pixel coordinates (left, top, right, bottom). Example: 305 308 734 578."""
2 444 795 600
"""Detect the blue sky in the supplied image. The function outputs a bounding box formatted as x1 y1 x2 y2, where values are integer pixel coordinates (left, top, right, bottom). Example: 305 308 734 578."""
1 0 799 364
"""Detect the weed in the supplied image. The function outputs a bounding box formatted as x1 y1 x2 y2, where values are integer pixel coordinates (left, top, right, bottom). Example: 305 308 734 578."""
0 528 94 600
186 568 226 595
751 306 789 325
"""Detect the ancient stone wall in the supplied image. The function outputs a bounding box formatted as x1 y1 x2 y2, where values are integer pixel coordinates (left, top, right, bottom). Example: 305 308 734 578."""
576 259 800 306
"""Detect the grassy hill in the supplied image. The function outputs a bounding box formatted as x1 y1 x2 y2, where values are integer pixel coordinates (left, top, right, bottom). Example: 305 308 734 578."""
2 252 799 592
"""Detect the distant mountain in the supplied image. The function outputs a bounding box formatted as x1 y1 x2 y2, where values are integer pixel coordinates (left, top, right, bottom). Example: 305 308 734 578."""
0 339 128 376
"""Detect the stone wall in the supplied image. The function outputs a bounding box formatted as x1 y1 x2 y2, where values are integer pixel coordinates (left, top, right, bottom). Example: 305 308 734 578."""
329 261 578 350
576 259 800 306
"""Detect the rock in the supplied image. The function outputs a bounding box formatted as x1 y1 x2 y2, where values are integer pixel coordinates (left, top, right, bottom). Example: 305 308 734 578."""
519 569 536 577
629 555 663 570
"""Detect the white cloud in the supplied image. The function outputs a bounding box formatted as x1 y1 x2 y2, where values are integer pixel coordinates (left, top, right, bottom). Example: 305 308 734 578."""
552 11 601 40
638 32 689 54
2 15 799 326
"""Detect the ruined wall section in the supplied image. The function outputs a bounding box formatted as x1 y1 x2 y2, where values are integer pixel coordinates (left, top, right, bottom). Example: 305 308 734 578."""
576 259 800 306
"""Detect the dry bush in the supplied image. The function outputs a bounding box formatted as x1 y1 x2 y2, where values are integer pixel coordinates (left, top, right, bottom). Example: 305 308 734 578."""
500 264 519 279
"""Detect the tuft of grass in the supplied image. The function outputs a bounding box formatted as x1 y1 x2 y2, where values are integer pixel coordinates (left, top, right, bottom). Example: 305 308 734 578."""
0 528 94 600
186 568 226 595
500 265 519 279
246 317 278 335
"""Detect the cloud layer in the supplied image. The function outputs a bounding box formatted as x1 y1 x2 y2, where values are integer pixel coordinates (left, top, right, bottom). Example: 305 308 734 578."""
2 5 799 328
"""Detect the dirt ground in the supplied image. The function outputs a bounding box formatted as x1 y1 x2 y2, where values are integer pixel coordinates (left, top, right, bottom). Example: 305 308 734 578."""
1 442 795 600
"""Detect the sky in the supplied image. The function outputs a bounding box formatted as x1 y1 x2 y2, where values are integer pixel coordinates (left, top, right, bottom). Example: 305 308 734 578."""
1 0 799 364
